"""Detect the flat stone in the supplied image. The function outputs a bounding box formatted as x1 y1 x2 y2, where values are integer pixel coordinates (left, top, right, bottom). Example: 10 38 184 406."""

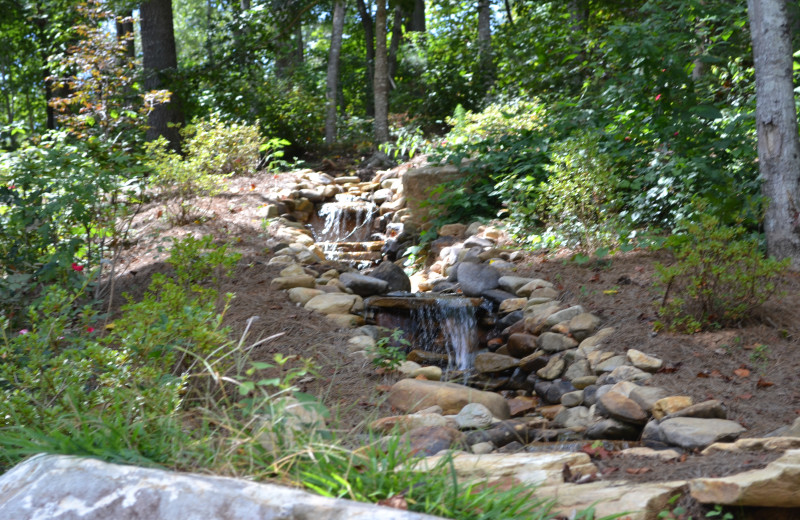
287 287 324 306
652 396 694 420
270 275 316 290
280 264 306 277
519 351 548 373
538 332 578 353
594 355 628 373
0 454 440 520
397 360 423 376
506 333 539 358
474 353 519 374
536 356 566 380
348 335 376 353
516 279 555 297
508 396 539 417
545 305 585 327
305 293 362 315
571 376 598 390
439 223 467 237
563 359 592 381
703 437 800 455
554 405 593 429
597 392 648 424
325 314 365 328
691 449 800 507
561 390 585 408
498 297 527 314
627 349 664 372
455 403 496 429
578 327 616 354
568 313 602 342
369 261 411 293
387 378 511 419
607 365 652 383
268 254 296 265
621 447 683 461
541 480 687 520
410 366 442 381
456 263 500 297
498 276 534 294
339 272 390 296
370 413 449 434
663 399 726 420
629 386 670 412
660 417 746 450
406 350 449 365
586 418 642 440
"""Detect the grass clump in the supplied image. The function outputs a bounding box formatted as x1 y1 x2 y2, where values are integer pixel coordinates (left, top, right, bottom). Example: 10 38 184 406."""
655 211 789 333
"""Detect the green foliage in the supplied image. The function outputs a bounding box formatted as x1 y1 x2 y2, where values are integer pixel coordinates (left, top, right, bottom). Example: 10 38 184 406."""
301 435 555 520
166 235 242 290
369 329 409 371
655 211 789 333
145 114 265 223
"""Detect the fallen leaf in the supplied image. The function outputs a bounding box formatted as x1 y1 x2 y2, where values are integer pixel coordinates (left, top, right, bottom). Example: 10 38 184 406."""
696 371 709 378
603 289 618 295
734 368 751 378
269 305 282 310
757 378 775 388
737 393 753 400
375 385 392 392
625 467 651 475
601 467 619 475
678 453 687 463
378 495 408 510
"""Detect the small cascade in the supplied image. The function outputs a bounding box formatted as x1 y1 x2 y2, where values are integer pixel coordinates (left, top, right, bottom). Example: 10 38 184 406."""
311 194 380 265
410 298 478 373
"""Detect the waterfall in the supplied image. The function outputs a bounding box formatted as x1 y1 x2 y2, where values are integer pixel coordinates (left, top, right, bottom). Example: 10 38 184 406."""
313 195 378 263
410 297 478 372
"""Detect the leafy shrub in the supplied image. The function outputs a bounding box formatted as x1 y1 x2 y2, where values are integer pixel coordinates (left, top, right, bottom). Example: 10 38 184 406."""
145 114 266 223
655 212 789 333
369 329 409 371
539 131 622 249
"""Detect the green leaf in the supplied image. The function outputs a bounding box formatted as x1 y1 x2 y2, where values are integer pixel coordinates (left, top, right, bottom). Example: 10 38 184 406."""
238 381 255 395
690 105 722 121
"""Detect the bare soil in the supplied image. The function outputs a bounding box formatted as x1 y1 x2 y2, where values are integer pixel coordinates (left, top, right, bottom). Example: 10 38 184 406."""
108 167 800 489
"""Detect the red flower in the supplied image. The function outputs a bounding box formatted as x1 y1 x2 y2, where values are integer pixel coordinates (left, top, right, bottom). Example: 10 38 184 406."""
655 94 662 101
86 327 95 333
71 263 84 272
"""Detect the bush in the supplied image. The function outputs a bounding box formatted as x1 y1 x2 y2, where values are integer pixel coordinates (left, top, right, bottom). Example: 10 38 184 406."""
145 114 266 223
655 212 789 333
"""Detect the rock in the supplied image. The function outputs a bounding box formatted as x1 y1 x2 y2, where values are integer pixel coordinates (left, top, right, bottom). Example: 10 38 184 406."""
593 355 628 373
561 390 585 408
506 333 539 358
348 335 376 353
498 276 534 294
403 164 463 227
280 264 307 277
305 293 362 315
660 418 746 450
563 359 592 381
571 376 598 390
702 437 800 455
652 396 694 420
406 350 449 365
519 351 548 373
325 314 365 328
586 418 642 440
287 287 324 306
411 366 442 381
339 272 390 296
481 288 519 305
641 420 669 449
369 261 412 292
597 392 648 424
268 254 296 265
397 360 423 376
629 386 670 412
387 378 511 419
507 396 539 417
498 297 527 314
567 313 602 342
471 442 495 454
456 263 500 297
405 425 466 456
621 447 683 462
578 327 616 354
554 406 593 429
411 452 597 488
545 305 585 327
544 380 575 404
663 399 726 420
536 356 566 380
626 349 664 372
516 279 555 297
270 275 316 290
0 454 439 520
370 413 449 434
455 403 496 429
607 365 652 383
439 223 467 237
691 449 800 507
541 480 687 520
474 353 519 374
538 332 578 353
334 175 361 184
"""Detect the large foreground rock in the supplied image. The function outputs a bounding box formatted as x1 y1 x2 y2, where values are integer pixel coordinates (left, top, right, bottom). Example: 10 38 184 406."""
0 454 439 520
388 378 511 419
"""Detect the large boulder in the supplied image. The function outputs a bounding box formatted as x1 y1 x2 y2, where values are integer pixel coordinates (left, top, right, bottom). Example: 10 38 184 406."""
369 261 412 293
0 454 439 520
387 378 510 419
338 273 390 296
402 163 463 228
456 263 500 297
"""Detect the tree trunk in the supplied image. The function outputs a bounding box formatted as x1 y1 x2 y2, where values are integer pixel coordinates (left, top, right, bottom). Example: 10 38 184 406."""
373 0 389 144
295 24 304 64
115 10 135 59
325 0 346 144
356 0 375 116
410 0 425 32
140 0 184 151
388 5 403 84
748 0 800 267
477 0 493 90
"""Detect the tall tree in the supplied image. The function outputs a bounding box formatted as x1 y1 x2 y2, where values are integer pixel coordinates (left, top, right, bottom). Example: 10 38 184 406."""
409 0 425 32
477 0 493 88
140 0 185 150
356 0 375 115
325 0 346 144
373 0 389 143
748 0 800 267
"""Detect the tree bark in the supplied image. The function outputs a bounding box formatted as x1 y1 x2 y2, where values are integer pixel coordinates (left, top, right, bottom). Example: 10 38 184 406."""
748 0 800 267
388 5 403 84
140 0 184 151
356 0 375 116
325 0 346 144
373 0 389 144
115 10 135 59
477 0 494 89
410 0 425 32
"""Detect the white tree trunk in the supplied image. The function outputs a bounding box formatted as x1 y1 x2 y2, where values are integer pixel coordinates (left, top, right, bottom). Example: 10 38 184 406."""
373 0 390 144
325 0 346 144
748 0 800 267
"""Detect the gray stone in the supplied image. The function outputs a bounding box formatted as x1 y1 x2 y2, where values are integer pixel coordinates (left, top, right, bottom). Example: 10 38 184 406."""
545 380 576 404
663 400 727 420
568 313 602 342
369 261 412 293
594 355 628 373
456 263 500 297
516 279 554 297
563 359 592 381
481 288 519 305
608 365 652 383
388 378 510 419
455 403 497 429
626 349 664 372
545 305 586 327
554 406 593 429
506 333 538 358
538 332 578 353
498 276 534 294
660 418 746 450
339 272 390 296
561 390 585 408
629 386 670 412
305 293 362 315
474 352 519 374
537 356 566 380
597 392 648 424
519 351 548 373
0 454 438 520
586 418 642 440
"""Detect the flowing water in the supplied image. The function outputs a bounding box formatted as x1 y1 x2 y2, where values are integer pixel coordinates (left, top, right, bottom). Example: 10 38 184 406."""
313 194 380 265
409 297 479 373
